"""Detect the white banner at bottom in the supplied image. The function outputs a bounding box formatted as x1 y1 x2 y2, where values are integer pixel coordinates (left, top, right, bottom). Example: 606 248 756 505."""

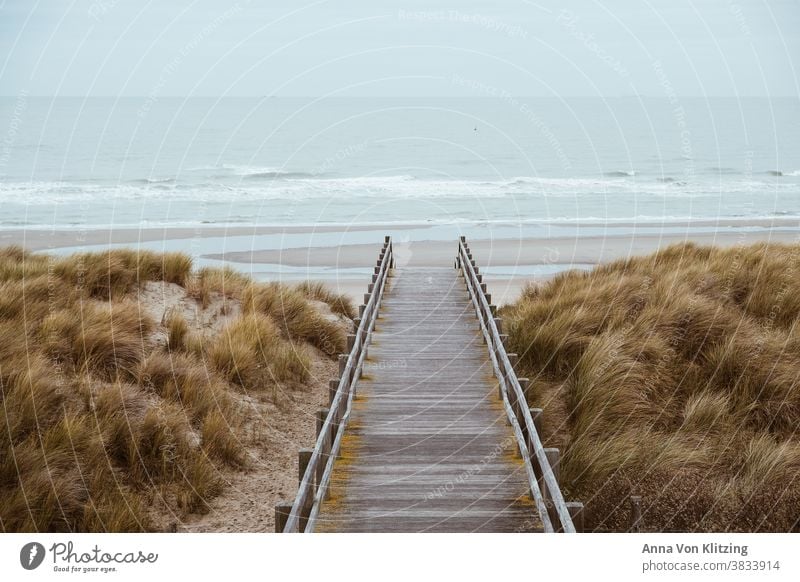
1 533 796 581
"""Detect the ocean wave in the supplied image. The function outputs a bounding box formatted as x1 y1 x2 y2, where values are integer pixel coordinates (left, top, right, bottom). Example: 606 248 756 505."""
765 170 800 177
186 164 257 173
707 167 741 175
3 175 798 205
504 176 638 188
8 214 800 232
189 164 316 179
128 177 176 185
242 171 319 180
603 170 637 177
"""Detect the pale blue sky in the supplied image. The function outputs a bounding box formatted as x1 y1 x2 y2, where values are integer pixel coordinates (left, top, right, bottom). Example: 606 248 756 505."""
0 0 798 97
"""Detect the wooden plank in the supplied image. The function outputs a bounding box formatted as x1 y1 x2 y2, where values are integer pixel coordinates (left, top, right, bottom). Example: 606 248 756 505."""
458 239 574 533
284 240 392 533
313 267 542 533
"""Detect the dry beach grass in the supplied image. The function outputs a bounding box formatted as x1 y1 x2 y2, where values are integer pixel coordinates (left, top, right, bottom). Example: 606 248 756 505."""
5 239 800 533
0 246 353 532
504 242 800 532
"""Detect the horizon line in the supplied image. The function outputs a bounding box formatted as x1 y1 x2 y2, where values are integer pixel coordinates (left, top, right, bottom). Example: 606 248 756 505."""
1 94 797 99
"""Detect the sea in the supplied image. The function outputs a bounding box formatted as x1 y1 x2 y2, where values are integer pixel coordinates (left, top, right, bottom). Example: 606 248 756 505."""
1 96 799 278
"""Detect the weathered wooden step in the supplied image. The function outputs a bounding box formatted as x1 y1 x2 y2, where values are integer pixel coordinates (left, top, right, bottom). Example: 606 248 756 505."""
313 267 542 533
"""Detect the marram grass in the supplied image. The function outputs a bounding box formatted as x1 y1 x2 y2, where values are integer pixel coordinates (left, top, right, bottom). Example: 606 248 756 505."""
0 246 352 532
504 242 800 532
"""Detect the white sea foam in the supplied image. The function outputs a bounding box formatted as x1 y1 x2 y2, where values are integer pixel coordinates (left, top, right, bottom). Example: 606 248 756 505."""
186 164 309 179
5 213 800 232
3 96 798 231
3 174 797 206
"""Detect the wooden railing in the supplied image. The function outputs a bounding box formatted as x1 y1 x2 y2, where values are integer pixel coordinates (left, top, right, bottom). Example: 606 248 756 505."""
456 236 582 533
275 236 393 533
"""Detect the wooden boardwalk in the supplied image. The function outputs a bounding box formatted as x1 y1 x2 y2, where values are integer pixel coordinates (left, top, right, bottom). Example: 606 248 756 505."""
313 267 541 532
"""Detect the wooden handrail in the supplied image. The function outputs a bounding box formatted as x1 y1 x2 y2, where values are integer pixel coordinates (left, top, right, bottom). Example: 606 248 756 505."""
280 237 393 533
456 237 576 533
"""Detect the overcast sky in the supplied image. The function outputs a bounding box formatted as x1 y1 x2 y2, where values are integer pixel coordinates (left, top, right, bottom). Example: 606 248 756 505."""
1 0 798 97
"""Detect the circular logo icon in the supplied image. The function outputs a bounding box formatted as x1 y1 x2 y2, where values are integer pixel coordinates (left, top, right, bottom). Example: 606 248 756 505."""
20 542 46 570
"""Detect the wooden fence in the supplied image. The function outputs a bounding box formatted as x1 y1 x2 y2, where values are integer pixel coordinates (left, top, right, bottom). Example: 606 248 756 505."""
456 236 583 533
275 236 394 533
274 235 583 533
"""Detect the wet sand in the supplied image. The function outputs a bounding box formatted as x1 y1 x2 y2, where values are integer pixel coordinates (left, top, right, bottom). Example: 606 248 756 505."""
4 222 799 306
0 223 432 252
205 229 800 304
204 229 800 268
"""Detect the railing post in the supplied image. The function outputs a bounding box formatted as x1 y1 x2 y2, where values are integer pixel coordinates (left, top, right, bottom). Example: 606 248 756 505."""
517 377 530 439
543 447 560 528
506 371 517 416
494 317 503 335
299 449 313 486
629 496 643 532
275 501 292 533
316 408 328 438
329 379 339 405
298 448 314 531
530 407 543 437
566 501 584 533
338 354 348 382
316 408 331 489
545 448 560 487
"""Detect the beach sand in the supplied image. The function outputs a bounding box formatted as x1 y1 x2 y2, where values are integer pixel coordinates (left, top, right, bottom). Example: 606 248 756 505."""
0 223 434 252
4 221 800 532
6 222 800 306
204 228 800 304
